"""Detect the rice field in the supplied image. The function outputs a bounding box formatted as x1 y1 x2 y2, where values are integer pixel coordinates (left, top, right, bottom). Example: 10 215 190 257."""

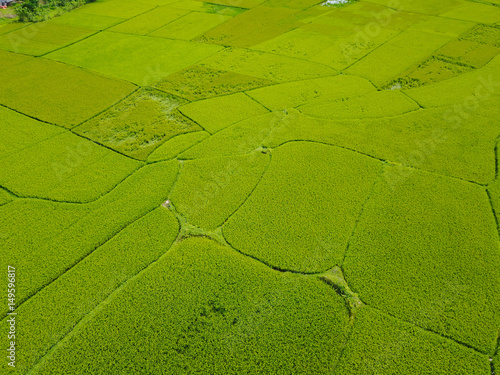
0 0 499 374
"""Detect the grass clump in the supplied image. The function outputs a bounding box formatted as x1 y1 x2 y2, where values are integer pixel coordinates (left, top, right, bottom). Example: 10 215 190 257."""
28 237 350 375
0 160 179 304
154 64 275 101
223 142 383 273
74 88 200 160
343 166 500 354
336 306 491 374
0 207 179 373
178 92 269 133
170 152 269 230
0 58 135 127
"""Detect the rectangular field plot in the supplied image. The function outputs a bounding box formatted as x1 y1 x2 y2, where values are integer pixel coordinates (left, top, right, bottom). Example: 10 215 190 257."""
346 28 454 86
198 5 299 47
154 64 275 101
108 6 189 35
0 58 136 128
202 48 337 82
0 22 96 56
440 2 500 23
45 31 223 85
150 11 231 40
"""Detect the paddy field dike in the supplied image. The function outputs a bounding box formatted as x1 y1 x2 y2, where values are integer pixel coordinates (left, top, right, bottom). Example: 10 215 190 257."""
0 0 499 373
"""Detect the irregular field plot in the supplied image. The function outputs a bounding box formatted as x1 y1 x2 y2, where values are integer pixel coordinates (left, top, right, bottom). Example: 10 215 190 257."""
343 167 500 354
170 152 269 230
0 131 141 202
0 106 63 158
74 88 200 160
0 208 179 374
0 161 179 304
224 142 383 273
48 10 125 29
28 237 350 375
46 31 223 85
202 48 338 82
0 58 135 128
336 307 491 375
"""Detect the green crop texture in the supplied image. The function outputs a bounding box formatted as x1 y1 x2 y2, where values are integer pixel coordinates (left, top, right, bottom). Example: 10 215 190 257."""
170 152 269 230
0 131 141 201
26 237 350 374
0 21 95 56
1 0 500 373
223 142 383 273
0 58 135 127
154 64 275 101
147 131 210 162
45 31 223 85
336 306 491 374
178 92 269 133
0 161 179 305
108 6 189 35
74 88 200 160
343 166 500 354
202 47 337 82
0 207 179 373
150 11 232 40
246 75 375 110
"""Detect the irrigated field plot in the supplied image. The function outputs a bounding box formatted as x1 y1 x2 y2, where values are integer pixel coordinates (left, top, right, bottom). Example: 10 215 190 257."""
1 0 499 374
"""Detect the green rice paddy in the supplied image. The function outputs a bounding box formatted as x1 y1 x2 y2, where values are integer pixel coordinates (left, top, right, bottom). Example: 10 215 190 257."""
0 0 499 373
